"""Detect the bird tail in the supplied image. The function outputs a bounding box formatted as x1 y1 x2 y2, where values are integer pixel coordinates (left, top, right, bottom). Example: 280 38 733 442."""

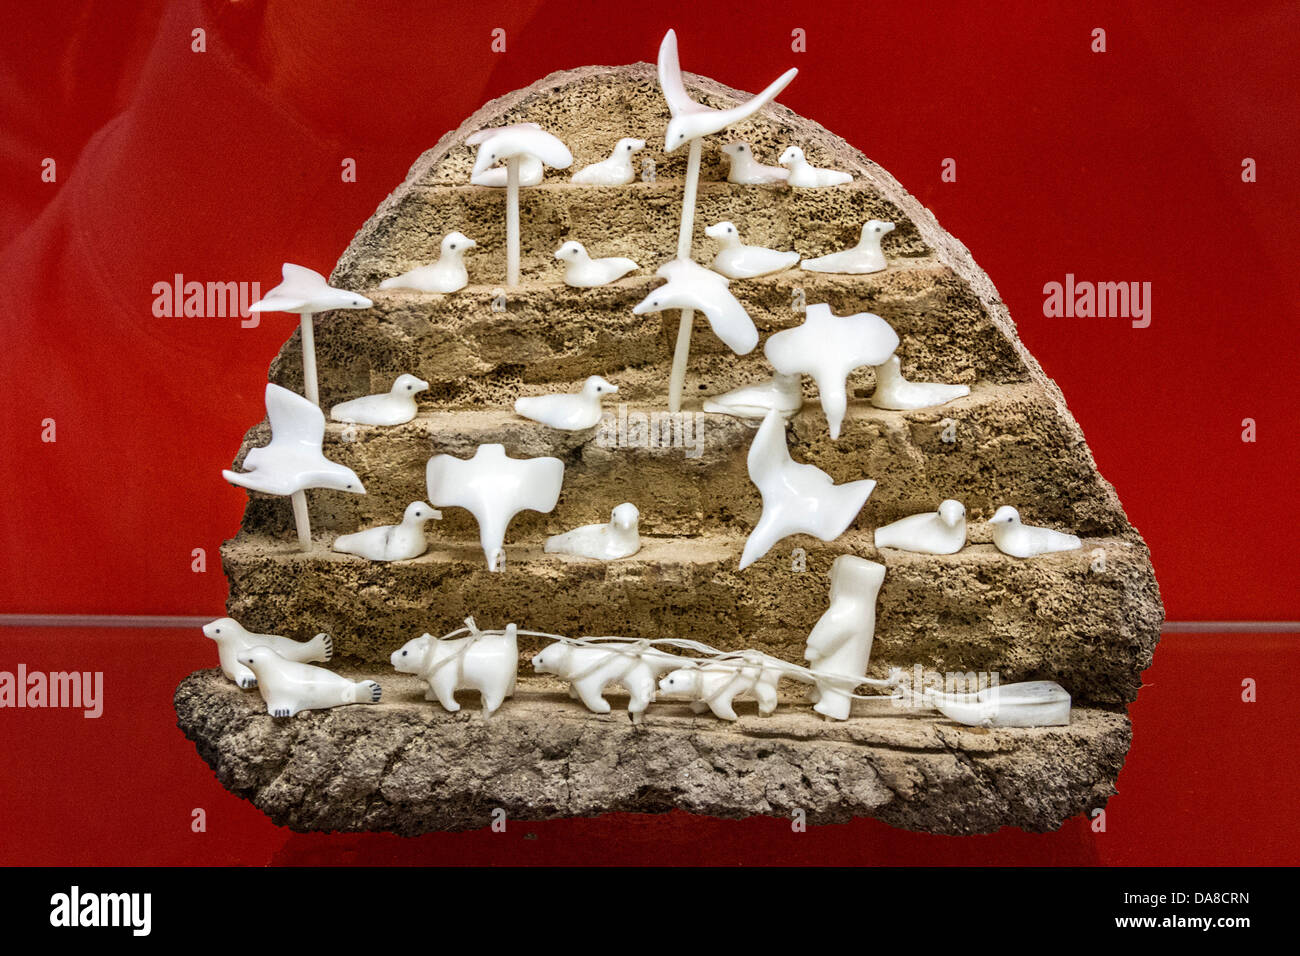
306 632 333 663
353 680 382 705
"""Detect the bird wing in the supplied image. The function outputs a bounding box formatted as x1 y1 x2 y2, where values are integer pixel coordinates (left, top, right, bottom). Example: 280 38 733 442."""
279 262 327 290
222 466 295 496
265 383 325 448
466 122 541 146
657 29 700 118
746 410 793 493
716 67 799 126
695 283 758 355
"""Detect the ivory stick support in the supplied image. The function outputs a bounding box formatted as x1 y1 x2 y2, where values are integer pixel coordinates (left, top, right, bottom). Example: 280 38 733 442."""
505 157 521 288
290 490 312 552
668 138 704 414
300 312 318 405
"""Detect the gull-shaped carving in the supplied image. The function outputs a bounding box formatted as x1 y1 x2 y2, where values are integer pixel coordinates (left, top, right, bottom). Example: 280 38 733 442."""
223 384 366 497
469 124 573 179
658 29 798 152
764 303 899 439
632 258 758 355
248 263 372 315
739 410 876 570
426 444 564 571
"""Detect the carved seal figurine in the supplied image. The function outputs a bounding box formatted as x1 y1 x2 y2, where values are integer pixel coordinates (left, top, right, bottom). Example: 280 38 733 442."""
236 646 381 717
544 502 640 560
203 617 333 689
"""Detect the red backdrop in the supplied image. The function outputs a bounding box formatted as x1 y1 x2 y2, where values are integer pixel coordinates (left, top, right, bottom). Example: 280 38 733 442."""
0 0 1295 864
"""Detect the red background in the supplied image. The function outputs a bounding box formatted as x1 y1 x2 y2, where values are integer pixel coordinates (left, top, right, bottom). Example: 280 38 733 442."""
0 0 1295 864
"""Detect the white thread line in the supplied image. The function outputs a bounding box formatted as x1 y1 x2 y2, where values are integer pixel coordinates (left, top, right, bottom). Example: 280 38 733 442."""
0 614 1296 634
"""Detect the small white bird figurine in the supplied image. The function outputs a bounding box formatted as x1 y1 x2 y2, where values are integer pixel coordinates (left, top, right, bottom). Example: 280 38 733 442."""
764 303 899 440
703 372 803 421
778 146 852 187
514 375 618 430
237 646 381 718
740 410 876 570
632 258 758 355
545 503 641 560
658 30 798 153
329 373 429 426
379 232 477 294
704 221 800 278
721 142 789 185
554 241 638 287
870 355 970 411
571 138 646 185
248 263 373 316
988 506 1083 558
426 444 565 570
468 125 546 186
802 219 895 275
874 499 967 555
223 384 365 496
332 501 442 562
202 617 332 689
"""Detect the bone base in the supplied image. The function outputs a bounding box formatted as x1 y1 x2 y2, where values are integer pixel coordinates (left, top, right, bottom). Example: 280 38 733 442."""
175 668 1128 836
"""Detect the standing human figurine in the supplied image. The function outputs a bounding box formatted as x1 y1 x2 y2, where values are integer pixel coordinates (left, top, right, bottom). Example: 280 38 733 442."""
804 556 887 720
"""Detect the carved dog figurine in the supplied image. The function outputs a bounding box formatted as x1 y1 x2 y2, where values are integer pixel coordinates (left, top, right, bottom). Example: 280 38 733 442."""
531 640 680 722
658 657 785 721
391 623 518 718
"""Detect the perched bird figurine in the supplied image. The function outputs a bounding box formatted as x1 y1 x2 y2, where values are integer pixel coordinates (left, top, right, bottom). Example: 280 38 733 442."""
988 506 1082 558
764 303 899 440
631 258 758 355
223 384 365 497
704 221 800 278
237 646 381 718
332 501 442 562
379 233 477 293
870 355 970 411
802 219 894 275
329 373 429 426
740 410 876 570
703 372 803 421
545 503 641 560
658 29 798 153
720 142 789 185
778 146 852 187
554 241 638 287
874 499 967 555
571 138 646 185
514 375 618 430
202 617 332 690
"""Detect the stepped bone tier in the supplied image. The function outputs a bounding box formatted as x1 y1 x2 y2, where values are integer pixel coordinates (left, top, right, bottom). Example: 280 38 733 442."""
184 61 1162 835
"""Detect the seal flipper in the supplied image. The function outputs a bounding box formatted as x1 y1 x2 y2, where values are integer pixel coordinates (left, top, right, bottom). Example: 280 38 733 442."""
307 632 333 663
